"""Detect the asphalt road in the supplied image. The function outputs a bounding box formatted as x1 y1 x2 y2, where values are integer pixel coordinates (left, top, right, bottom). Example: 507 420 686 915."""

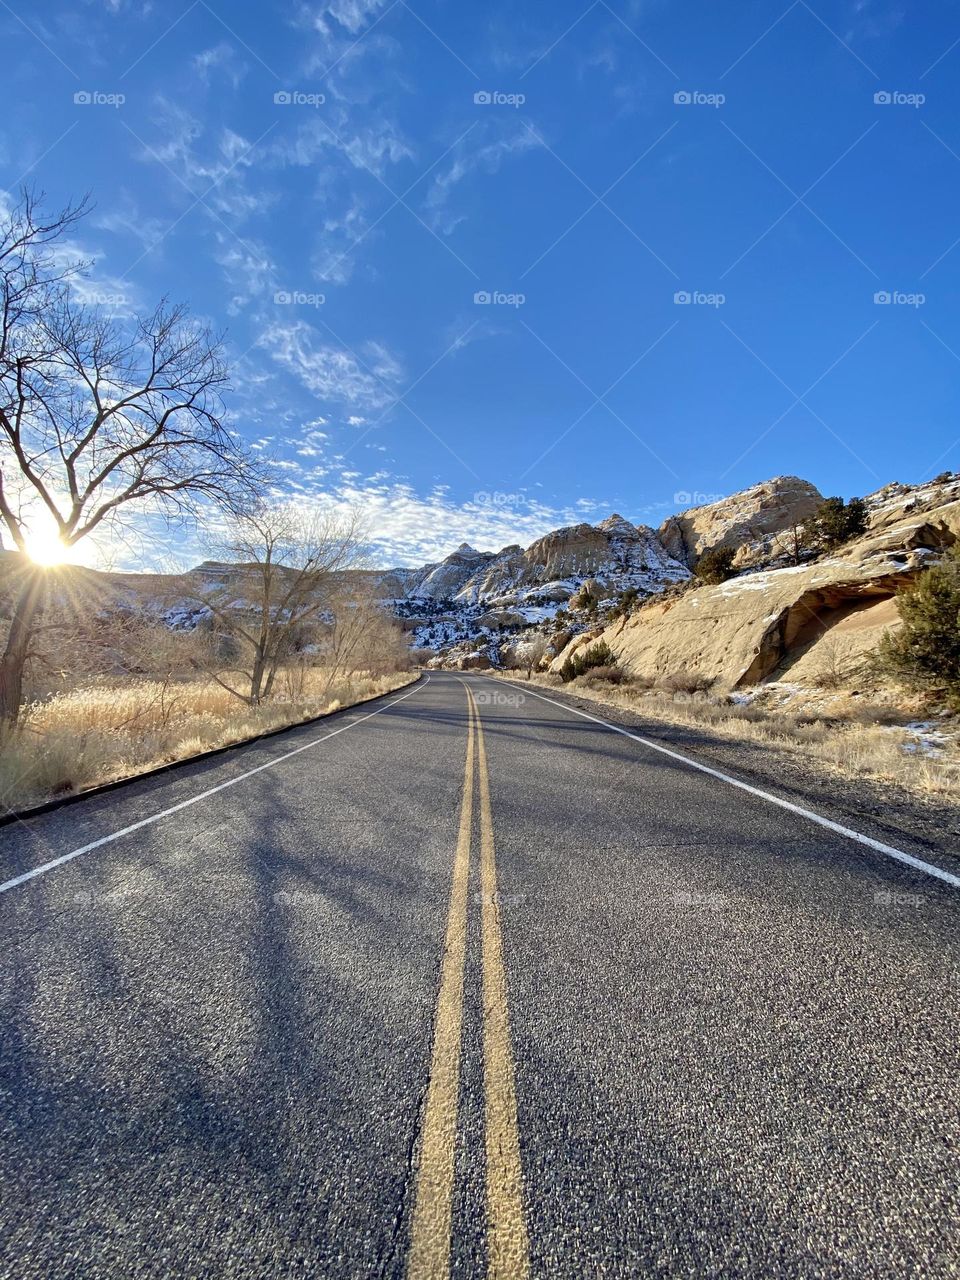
0 670 958 1279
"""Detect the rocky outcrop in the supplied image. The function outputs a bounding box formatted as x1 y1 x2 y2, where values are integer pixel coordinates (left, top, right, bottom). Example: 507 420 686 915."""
865 475 960 534
454 514 688 606
554 489 960 690
658 476 823 568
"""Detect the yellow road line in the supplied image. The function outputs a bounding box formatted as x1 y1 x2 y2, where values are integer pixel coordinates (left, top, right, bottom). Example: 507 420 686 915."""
471 690 531 1280
407 693 476 1280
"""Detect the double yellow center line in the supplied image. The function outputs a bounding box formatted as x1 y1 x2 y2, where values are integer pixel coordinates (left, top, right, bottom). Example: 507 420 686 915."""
407 687 530 1280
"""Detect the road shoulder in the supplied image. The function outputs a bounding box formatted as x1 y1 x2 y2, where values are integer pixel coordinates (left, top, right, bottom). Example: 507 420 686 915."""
484 672 960 879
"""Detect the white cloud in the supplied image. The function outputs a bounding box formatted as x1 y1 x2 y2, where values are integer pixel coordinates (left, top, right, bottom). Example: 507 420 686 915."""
94 197 169 253
215 233 279 313
141 101 276 220
425 130 542 233
312 194 375 284
273 112 414 180
320 481 592 565
259 319 403 411
47 239 141 317
302 0 391 36
192 43 248 88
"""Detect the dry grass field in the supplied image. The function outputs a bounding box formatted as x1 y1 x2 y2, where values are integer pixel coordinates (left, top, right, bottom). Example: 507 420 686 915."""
0 669 416 812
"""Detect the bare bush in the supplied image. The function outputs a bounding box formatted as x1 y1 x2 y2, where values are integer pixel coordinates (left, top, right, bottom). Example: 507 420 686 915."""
657 671 714 694
577 664 626 685
519 633 550 679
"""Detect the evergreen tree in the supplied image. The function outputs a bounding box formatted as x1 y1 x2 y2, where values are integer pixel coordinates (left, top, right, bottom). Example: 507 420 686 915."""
878 546 960 707
806 497 869 550
695 545 736 584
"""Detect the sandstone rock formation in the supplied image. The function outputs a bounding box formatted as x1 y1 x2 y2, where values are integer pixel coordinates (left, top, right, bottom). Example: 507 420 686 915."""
553 479 960 690
657 476 823 568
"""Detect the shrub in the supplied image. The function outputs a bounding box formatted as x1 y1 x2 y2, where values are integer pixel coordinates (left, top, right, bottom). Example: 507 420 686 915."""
876 545 960 708
612 587 640 617
657 671 714 694
570 579 603 610
578 664 625 685
695 545 736 584
804 496 869 551
559 640 617 682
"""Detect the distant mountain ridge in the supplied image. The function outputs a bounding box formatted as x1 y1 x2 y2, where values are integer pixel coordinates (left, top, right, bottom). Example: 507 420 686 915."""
9 474 954 679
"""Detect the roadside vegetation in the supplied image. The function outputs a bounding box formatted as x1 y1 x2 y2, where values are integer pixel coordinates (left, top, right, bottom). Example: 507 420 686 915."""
877 544 960 710
0 190 414 811
0 666 414 812
0 545 415 810
493 654 960 800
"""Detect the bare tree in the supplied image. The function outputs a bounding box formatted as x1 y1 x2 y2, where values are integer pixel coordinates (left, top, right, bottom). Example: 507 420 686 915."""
521 632 550 680
773 522 812 566
320 579 409 693
0 191 257 723
188 504 365 705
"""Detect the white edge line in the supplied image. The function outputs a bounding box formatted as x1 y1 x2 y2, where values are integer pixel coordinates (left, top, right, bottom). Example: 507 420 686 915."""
479 677 960 890
0 677 430 896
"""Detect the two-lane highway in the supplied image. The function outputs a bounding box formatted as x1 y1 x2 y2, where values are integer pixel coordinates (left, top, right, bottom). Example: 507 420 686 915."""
1 671 957 1278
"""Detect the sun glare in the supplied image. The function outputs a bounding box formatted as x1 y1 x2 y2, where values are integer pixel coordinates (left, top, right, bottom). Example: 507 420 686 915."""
25 527 71 567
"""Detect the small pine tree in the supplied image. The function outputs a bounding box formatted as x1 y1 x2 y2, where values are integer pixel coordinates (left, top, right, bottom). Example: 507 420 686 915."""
877 546 960 707
695 545 736 584
805 496 869 550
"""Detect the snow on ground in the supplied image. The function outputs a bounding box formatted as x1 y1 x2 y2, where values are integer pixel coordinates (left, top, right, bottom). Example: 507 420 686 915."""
892 721 950 757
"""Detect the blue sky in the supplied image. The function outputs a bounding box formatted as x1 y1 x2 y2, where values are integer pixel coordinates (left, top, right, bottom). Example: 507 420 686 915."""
3 0 959 565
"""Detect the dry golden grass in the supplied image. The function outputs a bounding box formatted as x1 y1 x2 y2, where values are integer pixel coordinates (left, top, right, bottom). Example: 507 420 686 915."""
0 668 416 811
494 671 960 799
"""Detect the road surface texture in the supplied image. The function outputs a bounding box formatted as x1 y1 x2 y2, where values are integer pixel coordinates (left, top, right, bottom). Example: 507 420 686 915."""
1 671 957 1279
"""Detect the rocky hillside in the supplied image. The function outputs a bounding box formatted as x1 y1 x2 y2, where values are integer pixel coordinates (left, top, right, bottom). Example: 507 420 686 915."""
384 512 692 653
550 474 960 690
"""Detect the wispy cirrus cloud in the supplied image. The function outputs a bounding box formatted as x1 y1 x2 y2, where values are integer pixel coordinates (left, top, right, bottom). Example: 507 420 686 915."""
300 0 393 37
424 129 543 234
138 99 278 220
215 233 279 313
94 197 170 254
192 42 248 88
272 110 414 180
258 318 404 411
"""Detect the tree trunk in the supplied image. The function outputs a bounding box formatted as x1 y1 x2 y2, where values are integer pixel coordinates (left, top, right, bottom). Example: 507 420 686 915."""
249 648 267 704
0 571 44 725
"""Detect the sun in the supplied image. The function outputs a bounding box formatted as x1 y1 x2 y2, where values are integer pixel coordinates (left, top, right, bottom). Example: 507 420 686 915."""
25 526 71 567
